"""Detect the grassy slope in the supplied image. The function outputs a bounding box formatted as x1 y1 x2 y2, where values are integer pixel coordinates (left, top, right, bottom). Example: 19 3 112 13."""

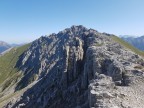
0 44 30 86
111 36 144 57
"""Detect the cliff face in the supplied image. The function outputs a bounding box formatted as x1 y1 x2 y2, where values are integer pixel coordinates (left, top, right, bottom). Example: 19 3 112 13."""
3 26 144 108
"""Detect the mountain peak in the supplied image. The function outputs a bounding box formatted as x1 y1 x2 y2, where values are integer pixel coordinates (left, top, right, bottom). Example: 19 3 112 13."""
1 26 144 108
57 25 98 37
70 25 88 31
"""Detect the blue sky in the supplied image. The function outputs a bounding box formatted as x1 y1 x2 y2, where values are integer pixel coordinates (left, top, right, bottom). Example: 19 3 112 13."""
0 0 144 43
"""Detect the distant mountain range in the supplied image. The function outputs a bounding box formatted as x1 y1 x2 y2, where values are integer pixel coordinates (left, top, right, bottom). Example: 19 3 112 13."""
0 41 26 54
0 41 11 53
119 35 138 38
121 35 144 51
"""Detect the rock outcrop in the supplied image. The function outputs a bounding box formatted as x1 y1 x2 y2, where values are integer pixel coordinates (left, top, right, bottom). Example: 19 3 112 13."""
2 26 144 108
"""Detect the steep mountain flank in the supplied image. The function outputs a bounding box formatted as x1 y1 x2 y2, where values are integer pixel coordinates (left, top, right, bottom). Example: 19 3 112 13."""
1 26 144 108
0 44 30 105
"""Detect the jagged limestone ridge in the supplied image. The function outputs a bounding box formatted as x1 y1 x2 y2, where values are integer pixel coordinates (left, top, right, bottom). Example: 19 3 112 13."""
1 26 144 108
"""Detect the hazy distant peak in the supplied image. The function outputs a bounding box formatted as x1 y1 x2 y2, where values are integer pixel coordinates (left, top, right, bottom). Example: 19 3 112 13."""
0 41 11 53
0 41 10 47
121 35 144 51
119 35 138 38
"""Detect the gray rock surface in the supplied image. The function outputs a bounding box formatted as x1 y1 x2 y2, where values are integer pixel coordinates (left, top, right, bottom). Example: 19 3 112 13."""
2 26 144 108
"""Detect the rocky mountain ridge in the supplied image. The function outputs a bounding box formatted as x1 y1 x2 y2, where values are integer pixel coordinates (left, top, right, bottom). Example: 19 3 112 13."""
0 26 144 108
